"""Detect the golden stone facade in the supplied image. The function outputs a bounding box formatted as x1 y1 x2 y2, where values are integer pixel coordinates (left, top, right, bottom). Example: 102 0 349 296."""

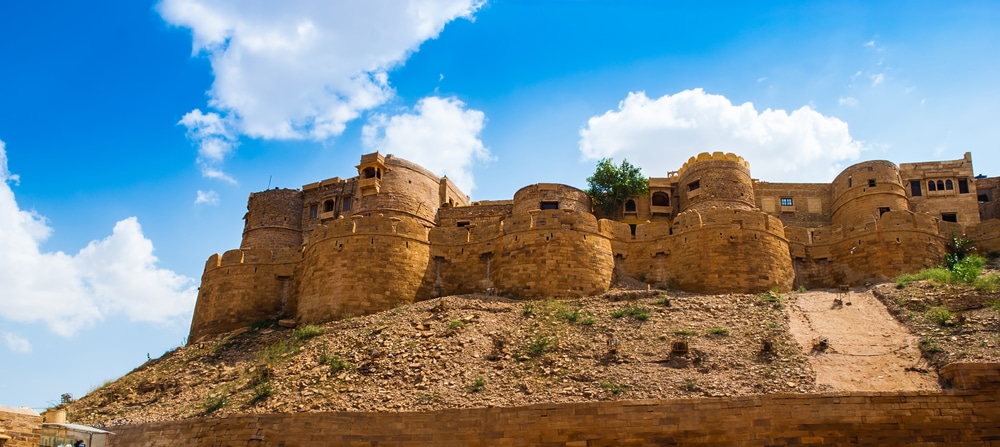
188 151 999 342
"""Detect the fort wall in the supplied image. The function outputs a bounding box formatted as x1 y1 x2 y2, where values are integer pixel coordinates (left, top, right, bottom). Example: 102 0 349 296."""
831 160 909 228
966 219 1000 256
352 156 453 225
977 177 1000 221
240 189 304 250
188 248 301 343
295 215 433 324
104 363 1000 447
754 182 832 227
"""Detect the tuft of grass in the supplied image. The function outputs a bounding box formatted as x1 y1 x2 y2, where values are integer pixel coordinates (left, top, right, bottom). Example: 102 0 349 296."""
449 320 466 330
258 339 298 364
292 325 323 341
581 316 596 326
990 299 1000 314
975 274 1000 294
795 285 808 293
919 337 942 354
522 303 535 317
323 354 353 374
674 329 697 336
760 289 784 305
926 307 954 326
611 305 651 321
599 381 630 394
526 335 552 357
469 377 486 393
558 308 581 324
249 382 273 404
203 391 228 414
706 327 730 336
682 379 699 392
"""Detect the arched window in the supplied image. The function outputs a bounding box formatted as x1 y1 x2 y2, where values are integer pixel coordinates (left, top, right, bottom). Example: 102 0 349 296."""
324 200 335 212
624 200 637 212
362 167 377 179
945 180 954 190
937 180 945 191
928 181 936 191
651 192 670 207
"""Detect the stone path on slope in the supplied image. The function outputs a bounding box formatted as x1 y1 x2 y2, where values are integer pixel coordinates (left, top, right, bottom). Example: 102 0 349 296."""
785 288 941 391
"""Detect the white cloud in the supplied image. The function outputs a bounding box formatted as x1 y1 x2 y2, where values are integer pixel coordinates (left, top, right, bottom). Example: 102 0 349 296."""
865 39 875 47
363 96 490 194
0 140 197 337
2 331 31 353
194 189 220 205
578 89 868 182
839 96 859 107
870 73 885 86
160 0 485 171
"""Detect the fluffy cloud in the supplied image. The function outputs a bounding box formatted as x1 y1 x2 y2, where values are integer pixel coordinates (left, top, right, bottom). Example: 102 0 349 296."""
363 96 490 194
159 0 484 179
0 140 197 337
579 89 868 182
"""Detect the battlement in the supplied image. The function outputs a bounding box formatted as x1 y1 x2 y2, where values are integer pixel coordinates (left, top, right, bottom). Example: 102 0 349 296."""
676 151 749 178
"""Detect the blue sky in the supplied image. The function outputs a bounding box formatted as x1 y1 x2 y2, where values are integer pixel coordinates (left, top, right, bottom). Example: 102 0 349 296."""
1 0 998 409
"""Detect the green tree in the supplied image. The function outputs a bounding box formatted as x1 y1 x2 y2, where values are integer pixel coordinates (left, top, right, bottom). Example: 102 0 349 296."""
586 158 648 218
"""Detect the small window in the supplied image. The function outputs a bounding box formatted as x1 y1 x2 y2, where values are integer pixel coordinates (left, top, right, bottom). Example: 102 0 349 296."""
868 179 876 187
540 201 559 210
780 197 793 207
688 181 700 192
457 221 470 228
651 192 670 207
342 196 352 211
323 200 335 212
848 176 853 187
958 178 970 194
309 205 318 219
941 213 958 223
362 166 377 179
629 224 637 237
910 181 922 197
878 207 890 216
937 180 944 191
979 194 990 203
945 180 954 190
624 200 637 212
928 181 936 192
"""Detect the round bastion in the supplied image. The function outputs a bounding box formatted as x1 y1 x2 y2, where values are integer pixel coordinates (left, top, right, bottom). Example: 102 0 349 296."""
676 152 755 213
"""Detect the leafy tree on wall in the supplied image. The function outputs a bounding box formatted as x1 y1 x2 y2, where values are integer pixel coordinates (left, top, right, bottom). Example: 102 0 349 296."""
586 158 648 218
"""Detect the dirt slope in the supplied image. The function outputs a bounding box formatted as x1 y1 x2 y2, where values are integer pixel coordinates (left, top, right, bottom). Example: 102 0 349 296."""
785 288 939 391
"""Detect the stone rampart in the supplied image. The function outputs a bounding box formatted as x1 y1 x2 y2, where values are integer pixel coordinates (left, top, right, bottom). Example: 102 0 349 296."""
103 363 1000 447
512 183 592 215
428 222 502 297
188 248 302 343
241 188 304 250
787 210 946 288
831 160 909 228
492 209 614 299
966 219 1000 256
295 215 433 324
437 202 513 227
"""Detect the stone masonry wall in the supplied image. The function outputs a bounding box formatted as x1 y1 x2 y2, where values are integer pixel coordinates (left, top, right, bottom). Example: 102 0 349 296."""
754 182 833 227
188 248 301 343
352 157 445 226
241 189 304 250
0 407 41 447
104 364 1000 447
428 222 501 297
492 209 614 299
900 153 980 225
966 219 1000 256
511 184 592 215
786 210 946 288
295 215 433 324
977 177 1000 221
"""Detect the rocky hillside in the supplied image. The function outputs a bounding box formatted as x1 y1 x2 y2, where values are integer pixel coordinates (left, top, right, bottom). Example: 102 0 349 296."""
65 287 814 427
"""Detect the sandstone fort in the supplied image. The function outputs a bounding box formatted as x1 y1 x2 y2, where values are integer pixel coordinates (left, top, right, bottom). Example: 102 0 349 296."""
189 151 1000 342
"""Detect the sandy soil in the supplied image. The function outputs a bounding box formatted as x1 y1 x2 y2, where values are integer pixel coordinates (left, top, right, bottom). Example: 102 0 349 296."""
785 288 940 391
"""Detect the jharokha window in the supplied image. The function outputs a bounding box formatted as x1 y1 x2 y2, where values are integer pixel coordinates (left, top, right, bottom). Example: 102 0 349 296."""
624 200 637 212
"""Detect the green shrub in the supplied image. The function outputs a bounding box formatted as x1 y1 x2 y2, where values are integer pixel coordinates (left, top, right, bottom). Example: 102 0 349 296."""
292 325 323 341
469 377 486 393
919 337 942 354
611 305 651 321
558 308 581 324
952 255 986 284
326 355 353 373
926 307 954 326
203 392 228 414
706 327 729 336
522 303 535 317
975 273 1000 294
449 320 466 330
599 381 630 394
526 335 552 357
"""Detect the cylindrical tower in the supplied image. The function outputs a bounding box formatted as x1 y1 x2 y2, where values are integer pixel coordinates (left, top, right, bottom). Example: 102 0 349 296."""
511 183 593 215
241 188 304 249
831 160 909 228
676 152 755 213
